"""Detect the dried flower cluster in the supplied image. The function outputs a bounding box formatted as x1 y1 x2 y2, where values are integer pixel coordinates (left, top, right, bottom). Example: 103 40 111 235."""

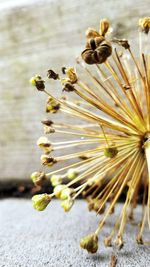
30 17 150 253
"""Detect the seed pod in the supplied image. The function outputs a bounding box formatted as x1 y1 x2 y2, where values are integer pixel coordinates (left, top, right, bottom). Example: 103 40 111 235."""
30 75 45 91
85 27 100 39
65 67 78 84
63 82 75 92
32 193 51 211
30 171 46 186
40 155 56 166
82 39 112 65
99 18 110 37
47 69 59 80
41 119 54 126
80 233 99 253
139 17 150 34
104 146 118 158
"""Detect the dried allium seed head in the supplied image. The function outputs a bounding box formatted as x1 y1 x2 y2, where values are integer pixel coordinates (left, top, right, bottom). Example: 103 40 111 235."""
80 233 98 253
139 17 150 34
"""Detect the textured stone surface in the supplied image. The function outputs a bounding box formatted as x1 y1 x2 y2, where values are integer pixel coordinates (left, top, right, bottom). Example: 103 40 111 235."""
0 0 150 180
0 199 150 267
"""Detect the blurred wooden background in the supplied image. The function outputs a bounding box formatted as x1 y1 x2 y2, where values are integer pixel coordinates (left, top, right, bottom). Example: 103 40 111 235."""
0 0 149 181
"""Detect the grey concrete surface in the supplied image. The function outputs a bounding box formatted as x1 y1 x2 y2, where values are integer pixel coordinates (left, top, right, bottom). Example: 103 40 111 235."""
0 199 150 267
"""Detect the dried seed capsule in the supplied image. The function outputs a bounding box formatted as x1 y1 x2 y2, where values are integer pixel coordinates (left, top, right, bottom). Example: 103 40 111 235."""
85 28 100 39
30 171 46 186
104 147 118 158
46 97 60 113
139 17 150 34
67 168 78 180
82 39 112 65
40 155 56 166
65 67 78 84
80 233 99 253
61 199 74 212
41 119 54 126
50 175 62 187
47 69 59 80
63 82 75 92
99 18 110 37
30 75 45 91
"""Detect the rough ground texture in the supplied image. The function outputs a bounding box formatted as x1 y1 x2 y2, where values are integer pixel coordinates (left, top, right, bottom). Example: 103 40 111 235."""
0 199 149 267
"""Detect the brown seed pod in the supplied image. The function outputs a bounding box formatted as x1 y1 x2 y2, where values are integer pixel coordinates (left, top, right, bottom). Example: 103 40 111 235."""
82 39 112 65
86 36 105 49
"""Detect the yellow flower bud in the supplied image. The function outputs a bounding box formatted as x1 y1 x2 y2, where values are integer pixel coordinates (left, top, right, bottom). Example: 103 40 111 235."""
99 18 110 36
50 175 62 187
30 171 46 186
40 155 56 166
80 233 98 253
104 147 118 158
67 168 78 180
60 188 73 200
65 67 78 84
54 185 65 198
139 17 150 34
32 193 51 211
29 75 45 91
61 199 74 212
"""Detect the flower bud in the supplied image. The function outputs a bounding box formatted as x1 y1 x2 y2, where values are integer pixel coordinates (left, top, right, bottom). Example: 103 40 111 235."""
62 83 75 92
67 168 78 180
65 67 78 84
139 17 150 34
32 193 51 211
47 69 59 80
61 198 74 212
104 147 118 158
54 184 65 198
29 75 45 91
30 171 46 186
46 97 60 113
85 28 100 39
80 233 98 253
114 235 124 250
41 119 54 126
99 18 110 36
50 175 62 187
104 236 112 247
37 136 51 148
40 155 56 166
60 187 74 200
